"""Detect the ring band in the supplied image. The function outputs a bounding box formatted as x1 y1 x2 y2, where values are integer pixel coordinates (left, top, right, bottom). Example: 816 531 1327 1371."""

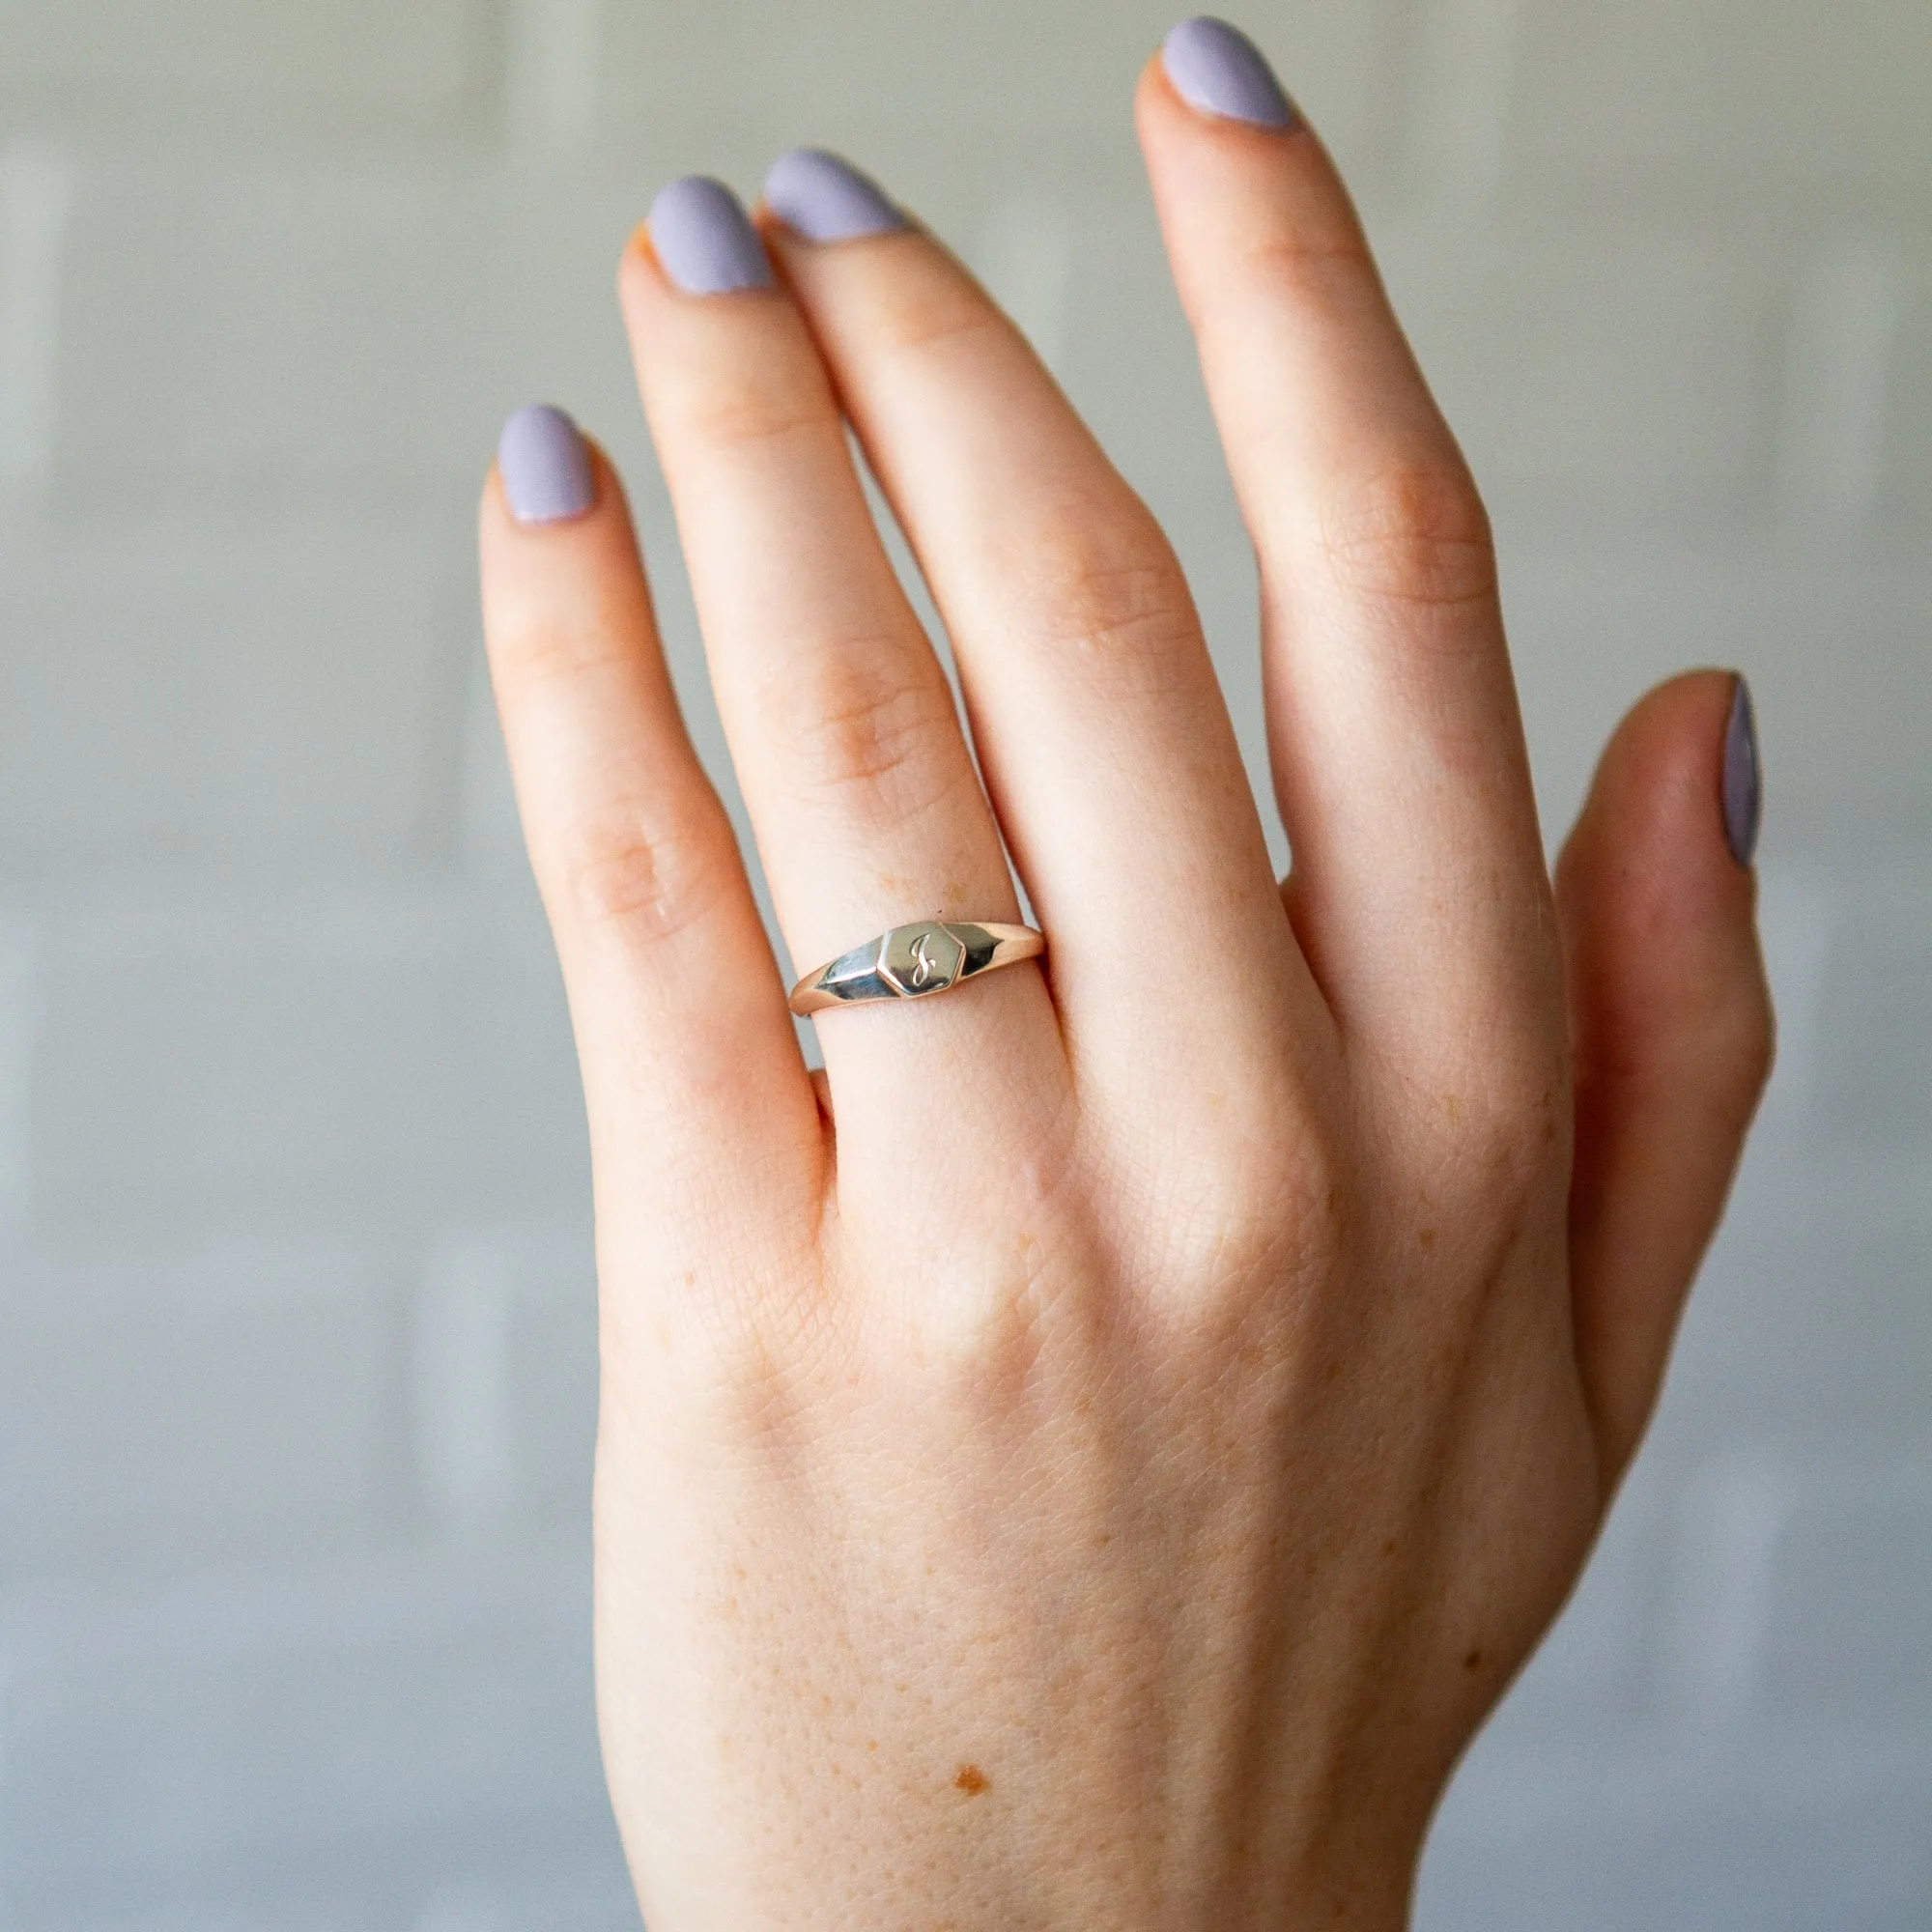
788 920 1044 1016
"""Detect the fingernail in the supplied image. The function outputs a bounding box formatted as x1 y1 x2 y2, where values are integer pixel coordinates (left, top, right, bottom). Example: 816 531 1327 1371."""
1162 17 1299 129
764 148 905 243
1722 674 1761 867
648 175 774 295
497 404 594 526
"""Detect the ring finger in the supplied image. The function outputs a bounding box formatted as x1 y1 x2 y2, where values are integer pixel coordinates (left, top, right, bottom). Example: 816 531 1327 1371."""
619 177 1065 1185
760 153 1331 1145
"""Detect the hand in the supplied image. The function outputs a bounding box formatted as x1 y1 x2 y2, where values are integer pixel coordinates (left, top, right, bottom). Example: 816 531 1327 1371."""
477 20 1773 1929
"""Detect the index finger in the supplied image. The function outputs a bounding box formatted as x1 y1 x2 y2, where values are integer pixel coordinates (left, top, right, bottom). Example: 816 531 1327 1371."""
1141 21 1562 1106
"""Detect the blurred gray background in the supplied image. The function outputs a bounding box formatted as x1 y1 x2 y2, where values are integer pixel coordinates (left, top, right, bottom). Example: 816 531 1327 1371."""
1 0 1927 1926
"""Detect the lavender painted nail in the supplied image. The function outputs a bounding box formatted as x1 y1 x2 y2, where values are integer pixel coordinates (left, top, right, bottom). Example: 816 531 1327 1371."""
765 148 905 243
497 405 593 526
1162 17 1299 129
1722 674 1761 867
648 175 773 295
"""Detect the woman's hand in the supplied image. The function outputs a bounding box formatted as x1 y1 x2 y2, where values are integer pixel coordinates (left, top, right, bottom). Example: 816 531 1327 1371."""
477 19 1773 1929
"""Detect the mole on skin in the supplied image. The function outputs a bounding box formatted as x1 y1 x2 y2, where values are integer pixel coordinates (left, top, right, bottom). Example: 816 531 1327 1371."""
953 1765 989 1795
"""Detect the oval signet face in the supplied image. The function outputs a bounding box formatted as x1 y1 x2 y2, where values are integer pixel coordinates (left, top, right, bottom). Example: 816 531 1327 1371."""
879 922 965 998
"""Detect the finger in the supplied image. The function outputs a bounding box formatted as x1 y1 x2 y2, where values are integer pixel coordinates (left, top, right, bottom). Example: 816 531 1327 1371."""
1138 22 1560 1092
480 407 820 1269
619 180 1065 1173
761 149 1325 1125
1556 672 1775 1479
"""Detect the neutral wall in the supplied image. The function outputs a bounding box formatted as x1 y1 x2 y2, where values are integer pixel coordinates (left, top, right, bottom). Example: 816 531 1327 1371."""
1 2 1927 1926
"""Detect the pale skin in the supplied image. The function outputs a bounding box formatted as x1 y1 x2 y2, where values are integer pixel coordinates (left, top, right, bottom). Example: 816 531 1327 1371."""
478 54 1774 1932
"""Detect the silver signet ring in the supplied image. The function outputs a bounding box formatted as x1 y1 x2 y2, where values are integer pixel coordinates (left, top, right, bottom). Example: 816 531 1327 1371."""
787 921 1044 1016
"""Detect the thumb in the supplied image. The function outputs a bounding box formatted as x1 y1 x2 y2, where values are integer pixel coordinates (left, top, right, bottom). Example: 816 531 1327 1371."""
1556 670 1776 1483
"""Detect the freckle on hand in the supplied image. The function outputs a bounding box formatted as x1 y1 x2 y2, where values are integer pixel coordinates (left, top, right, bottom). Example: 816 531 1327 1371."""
953 1764 989 1795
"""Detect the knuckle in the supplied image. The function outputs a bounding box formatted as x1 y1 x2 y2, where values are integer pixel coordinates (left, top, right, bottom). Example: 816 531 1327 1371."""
1372 1024 1567 1226
1692 961 1778 1126
558 794 737 945
1154 1171 1340 1345
1736 984 1777 1112
1315 455 1498 616
489 606 627 695
1585 962 1776 1133
665 372 824 454
877 1143 1089 1397
1014 516 1203 697
1440 1063 1567 1209
1243 224 1380 304
1241 1121 1349 1279
907 1261 1053 1402
1129 1096 1347 1305
872 274 1008 361
758 646 968 825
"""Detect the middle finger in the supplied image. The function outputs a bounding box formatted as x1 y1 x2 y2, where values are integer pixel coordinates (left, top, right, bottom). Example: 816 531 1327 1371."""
762 151 1331 1123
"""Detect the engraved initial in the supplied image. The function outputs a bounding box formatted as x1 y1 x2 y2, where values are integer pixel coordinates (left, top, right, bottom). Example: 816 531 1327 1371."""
879 922 963 998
